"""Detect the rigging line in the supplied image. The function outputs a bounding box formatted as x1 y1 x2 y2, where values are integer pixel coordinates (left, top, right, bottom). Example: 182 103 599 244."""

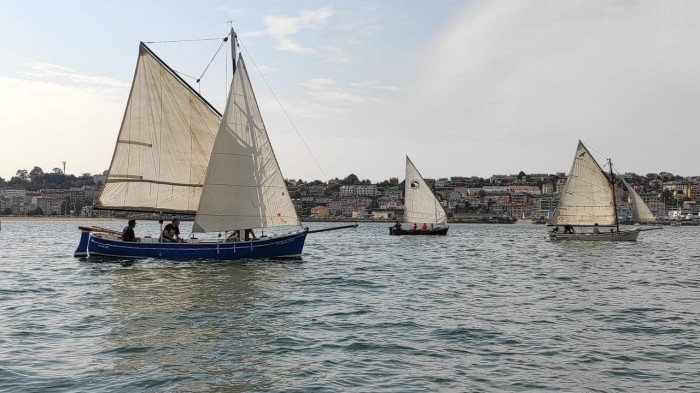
237 38 330 182
198 38 228 82
172 69 198 81
144 37 224 44
581 141 611 169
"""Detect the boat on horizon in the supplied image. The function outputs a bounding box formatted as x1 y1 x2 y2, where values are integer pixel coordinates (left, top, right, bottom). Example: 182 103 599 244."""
548 141 660 241
390 156 448 236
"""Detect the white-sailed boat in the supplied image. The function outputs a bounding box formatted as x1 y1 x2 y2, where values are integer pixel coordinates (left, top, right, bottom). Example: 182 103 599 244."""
76 28 311 259
548 141 653 241
390 156 448 235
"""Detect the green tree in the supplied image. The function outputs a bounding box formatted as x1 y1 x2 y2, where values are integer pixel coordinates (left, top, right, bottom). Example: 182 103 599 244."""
342 174 359 185
16 169 29 181
29 166 44 182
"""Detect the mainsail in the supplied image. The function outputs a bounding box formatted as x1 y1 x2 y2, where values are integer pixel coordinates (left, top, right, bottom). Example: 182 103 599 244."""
403 156 447 225
192 56 299 233
96 43 221 213
620 177 656 223
551 141 616 226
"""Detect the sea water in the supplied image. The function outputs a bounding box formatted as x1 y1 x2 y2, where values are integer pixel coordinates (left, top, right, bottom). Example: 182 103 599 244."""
0 220 698 392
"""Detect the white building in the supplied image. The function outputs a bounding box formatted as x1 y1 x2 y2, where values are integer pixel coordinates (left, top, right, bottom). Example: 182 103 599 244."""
4 189 26 198
340 185 378 197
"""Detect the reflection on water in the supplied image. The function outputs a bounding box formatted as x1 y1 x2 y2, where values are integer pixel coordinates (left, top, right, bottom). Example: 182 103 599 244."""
0 220 699 391
95 261 301 391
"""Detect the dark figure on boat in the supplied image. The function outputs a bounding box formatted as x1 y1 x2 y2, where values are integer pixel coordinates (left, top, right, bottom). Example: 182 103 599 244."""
163 218 184 242
564 225 575 234
244 229 258 241
393 221 402 231
122 219 139 242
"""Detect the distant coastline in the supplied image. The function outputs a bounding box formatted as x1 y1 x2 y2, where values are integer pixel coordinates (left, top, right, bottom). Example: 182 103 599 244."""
0 216 117 222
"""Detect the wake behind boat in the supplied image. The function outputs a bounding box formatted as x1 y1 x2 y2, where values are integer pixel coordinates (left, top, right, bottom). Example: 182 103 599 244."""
74 28 349 260
390 156 448 236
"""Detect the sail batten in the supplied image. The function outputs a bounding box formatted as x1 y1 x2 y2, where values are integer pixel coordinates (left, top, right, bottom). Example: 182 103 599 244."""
192 56 299 233
551 142 617 226
95 43 221 214
403 156 447 225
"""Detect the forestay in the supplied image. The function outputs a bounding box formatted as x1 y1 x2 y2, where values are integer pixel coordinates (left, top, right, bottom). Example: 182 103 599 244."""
403 156 447 225
551 141 616 226
96 44 221 213
192 56 299 233
621 177 656 223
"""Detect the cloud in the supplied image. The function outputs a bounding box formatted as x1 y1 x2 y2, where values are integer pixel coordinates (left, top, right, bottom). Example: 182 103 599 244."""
260 7 334 54
326 46 352 64
394 0 700 177
21 62 129 94
0 63 127 178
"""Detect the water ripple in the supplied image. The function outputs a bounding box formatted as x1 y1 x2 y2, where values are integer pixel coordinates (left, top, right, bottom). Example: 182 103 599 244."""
0 221 699 391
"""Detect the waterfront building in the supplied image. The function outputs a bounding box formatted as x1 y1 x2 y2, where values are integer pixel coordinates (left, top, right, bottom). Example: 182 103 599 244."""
310 205 330 219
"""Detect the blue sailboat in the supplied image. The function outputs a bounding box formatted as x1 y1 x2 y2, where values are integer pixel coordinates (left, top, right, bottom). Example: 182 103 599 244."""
75 28 310 259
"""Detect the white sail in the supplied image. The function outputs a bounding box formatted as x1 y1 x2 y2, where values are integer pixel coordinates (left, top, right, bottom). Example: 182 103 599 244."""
192 56 299 233
621 177 656 223
96 44 221 213
551 141 616 226
403 156 447 225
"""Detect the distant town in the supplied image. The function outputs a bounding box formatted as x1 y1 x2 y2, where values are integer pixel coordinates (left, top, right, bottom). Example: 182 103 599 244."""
1 167 699 224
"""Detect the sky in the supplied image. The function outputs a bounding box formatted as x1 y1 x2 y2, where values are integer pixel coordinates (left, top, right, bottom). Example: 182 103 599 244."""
1 0 699 182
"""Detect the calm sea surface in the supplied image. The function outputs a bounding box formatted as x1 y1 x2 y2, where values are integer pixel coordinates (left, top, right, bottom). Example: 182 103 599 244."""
0 220 698 392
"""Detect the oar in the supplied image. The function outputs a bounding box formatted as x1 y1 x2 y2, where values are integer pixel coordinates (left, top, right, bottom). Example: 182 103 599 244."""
305 223 358 234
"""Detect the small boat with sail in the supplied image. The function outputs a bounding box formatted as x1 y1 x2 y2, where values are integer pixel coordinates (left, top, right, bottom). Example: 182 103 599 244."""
390 156 448 236
74 28 340 259
548 141 657 241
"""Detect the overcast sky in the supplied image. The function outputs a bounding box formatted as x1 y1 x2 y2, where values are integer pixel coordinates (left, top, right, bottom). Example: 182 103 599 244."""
1 0 698 182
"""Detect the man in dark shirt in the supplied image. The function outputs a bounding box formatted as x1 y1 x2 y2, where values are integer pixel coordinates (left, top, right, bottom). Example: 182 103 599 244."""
122 219 138 242
162 218 183 242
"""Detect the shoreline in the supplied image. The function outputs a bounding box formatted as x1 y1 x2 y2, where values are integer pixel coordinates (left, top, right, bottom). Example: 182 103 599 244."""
0 217 118 222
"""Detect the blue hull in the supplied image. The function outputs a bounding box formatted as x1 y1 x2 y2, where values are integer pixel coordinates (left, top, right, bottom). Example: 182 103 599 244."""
74 230 90 257
86 230 308 260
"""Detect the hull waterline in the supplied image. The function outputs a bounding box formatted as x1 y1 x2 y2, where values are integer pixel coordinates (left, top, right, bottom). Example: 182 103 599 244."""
389 227 449 236
548 228 640 241
85 230 308 260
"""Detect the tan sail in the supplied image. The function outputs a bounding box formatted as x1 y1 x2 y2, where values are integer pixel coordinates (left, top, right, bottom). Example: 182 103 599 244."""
403 156 447 225
621 177 656 223
96 44 221 213
192 56 299 233
551 141 616 226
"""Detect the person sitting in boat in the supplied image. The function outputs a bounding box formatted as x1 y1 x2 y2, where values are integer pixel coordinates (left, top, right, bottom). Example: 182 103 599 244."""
227 231 240 242
393 221 402 231
162 218 184 242
564 225 575 234
549 226 559 235
421 223 428 231
592 223 600 234
122 219 139 242
412 223 417 231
